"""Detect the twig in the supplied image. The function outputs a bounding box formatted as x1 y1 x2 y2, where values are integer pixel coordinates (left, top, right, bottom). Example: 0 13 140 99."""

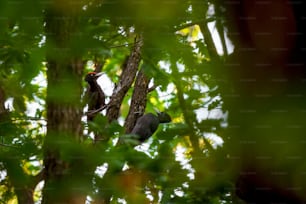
173 17 216 32
108 41 141 49
0 142 18 148
11 116 47 122
85 104 107 116
147 84 158 93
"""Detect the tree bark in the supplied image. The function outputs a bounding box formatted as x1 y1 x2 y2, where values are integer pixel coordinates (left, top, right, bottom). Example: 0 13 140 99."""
124 67 150 134
106 38 143 123
42 6 86 204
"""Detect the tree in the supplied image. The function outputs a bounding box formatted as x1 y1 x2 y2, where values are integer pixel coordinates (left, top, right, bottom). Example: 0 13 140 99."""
1 0 305 203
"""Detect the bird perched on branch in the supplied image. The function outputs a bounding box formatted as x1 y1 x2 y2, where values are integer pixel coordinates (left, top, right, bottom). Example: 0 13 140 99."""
131 112 171 142
85 72 105 121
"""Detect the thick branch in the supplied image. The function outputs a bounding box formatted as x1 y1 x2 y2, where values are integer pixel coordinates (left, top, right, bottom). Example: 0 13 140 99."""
124 68 150 133
190 1 219 61
199 22 219 61
106 37 143 123
215 5 228 57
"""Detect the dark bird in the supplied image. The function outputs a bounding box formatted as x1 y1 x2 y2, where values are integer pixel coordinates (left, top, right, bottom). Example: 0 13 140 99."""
131 112 171 142
85 72 105 121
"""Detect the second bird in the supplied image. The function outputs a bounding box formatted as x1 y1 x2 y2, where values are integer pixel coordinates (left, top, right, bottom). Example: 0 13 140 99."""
131 112 171 142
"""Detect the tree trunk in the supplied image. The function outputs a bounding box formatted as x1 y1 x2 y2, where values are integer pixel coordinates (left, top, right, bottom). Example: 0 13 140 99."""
42 6 86 204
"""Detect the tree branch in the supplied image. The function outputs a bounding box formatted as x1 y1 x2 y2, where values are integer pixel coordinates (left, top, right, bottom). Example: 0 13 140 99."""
97 37 143 204
199 21 219 61
171 62 214 152
173 17 216 32
124 67 150 133
85 104 107 117
108 41 140 49
0 142 17 148
215 5 228 57
147 84 158 93
106 37 143 123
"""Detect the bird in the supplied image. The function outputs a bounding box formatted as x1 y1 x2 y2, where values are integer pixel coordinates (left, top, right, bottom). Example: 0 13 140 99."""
131 112 171 142
85 72 105 121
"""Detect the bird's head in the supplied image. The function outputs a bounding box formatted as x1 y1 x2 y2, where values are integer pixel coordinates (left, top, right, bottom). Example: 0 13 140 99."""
157 112 171 123
85 72 103 82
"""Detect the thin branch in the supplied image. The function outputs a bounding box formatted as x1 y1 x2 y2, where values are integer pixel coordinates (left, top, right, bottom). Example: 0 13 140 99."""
171 62 214 152
104 30 126 44
0 142 18 148
147 84 158 93
173 17 216 32
10 116 47 122
85 104 107 116
199 21 219 61
108 41 141 49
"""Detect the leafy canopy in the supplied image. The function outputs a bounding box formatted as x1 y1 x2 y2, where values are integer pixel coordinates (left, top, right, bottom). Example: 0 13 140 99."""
0 0 231 203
